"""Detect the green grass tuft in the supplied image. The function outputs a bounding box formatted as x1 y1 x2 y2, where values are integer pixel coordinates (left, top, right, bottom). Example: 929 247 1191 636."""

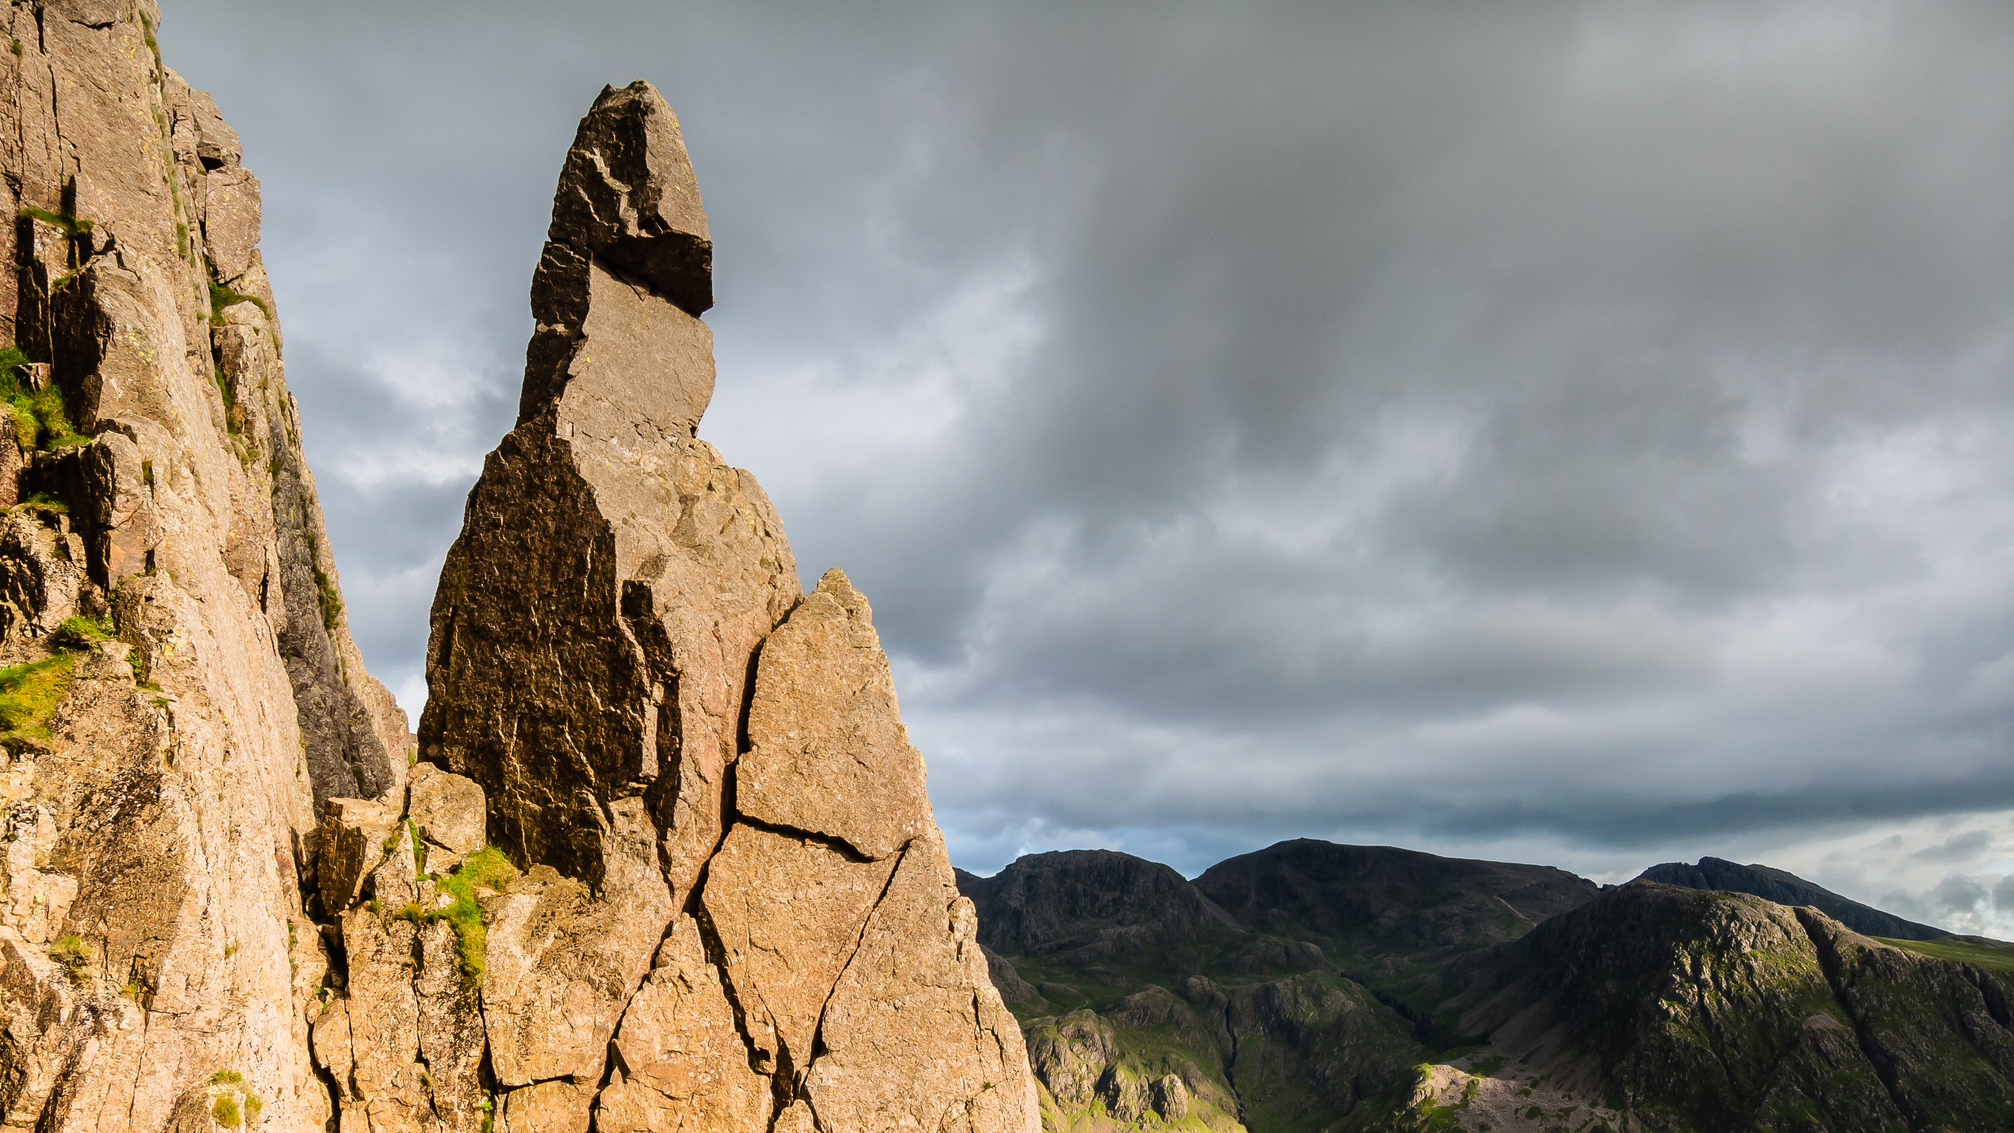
17 206 92 238
397 845 518 987
49 932 90 974
311 538 343 633
50 616 112 651
0 654 75 750
0 343 85 451
1876 935 2014 972
211 1094 241 1128
207 279 272 326
13 491 68 516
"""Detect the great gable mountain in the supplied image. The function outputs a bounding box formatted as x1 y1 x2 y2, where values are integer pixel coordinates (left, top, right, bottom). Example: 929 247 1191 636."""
0 6 1032 1131
4 6 2014 1133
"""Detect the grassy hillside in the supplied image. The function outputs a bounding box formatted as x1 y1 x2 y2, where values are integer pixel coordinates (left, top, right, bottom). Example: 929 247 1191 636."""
968 841 2014 1133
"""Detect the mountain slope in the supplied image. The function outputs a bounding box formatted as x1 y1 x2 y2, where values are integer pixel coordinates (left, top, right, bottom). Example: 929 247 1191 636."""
1423 881 2014 1131
969 841 2014 1133
963 841 1613 1133
1635 855 1947 941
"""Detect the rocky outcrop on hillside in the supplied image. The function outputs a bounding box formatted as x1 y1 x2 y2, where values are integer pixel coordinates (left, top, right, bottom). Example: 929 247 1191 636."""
1636 854 1948 941
372 79 1039 1133
1432 881 2014 1131
0 3 410 1129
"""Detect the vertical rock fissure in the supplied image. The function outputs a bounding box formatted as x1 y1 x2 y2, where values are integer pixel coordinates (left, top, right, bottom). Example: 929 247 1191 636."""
1794 908 1910 1122
1961 965 2014 1033
690 884 772 1079
804 836 916 1052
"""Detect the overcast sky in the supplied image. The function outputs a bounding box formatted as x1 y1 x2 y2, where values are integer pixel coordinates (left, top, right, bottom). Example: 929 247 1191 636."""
160 0 2014 934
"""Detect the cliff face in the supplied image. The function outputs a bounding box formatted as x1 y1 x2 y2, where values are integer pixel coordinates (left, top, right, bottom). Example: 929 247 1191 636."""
0 2 408 1129
0 11 1038 1133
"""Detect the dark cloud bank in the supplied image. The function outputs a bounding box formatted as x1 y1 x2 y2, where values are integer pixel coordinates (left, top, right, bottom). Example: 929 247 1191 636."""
160 1 2014 931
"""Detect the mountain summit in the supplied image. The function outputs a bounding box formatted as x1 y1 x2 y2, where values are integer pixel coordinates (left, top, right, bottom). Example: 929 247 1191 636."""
1634 854 1948 940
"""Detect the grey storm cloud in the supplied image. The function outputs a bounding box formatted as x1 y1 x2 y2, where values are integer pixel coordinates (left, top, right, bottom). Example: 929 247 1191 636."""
160 2 2014 892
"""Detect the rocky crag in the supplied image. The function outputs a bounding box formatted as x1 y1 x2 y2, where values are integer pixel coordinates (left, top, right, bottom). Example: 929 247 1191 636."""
0 8 1039 1133
311 80 1038 1133
970 840 2014 1133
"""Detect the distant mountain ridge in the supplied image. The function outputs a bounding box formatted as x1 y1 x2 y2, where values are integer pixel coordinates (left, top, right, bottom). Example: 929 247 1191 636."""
1196 838 1600 954
962 838 2014 1133
1633 854 1948 940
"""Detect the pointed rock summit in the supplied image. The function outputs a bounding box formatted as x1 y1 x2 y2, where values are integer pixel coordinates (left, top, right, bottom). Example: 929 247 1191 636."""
340 80 1042 1133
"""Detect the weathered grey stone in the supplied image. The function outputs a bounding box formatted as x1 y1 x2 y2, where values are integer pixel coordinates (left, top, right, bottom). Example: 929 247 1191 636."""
201 165 261 283
480 796 670 1088
803 831 1043 1133
185 87 241 169
547 80 711 314
1151 1074 1192 1121
701 824 898 1074
330 904 427 1133
414 918 488 1133
501 1079 596 1133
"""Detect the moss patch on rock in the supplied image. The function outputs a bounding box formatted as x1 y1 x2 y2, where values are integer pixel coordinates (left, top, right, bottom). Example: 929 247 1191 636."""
0 654 75 750
397 845 518 986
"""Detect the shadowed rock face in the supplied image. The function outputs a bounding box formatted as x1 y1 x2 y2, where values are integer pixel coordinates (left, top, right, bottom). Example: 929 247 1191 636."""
1194 838 1600 955
395 79 1040 1133
1636 855 1949 941
960 849 1245 958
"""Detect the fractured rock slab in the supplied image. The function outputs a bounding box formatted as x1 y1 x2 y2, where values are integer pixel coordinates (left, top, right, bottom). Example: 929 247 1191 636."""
739 567 933 861
805 831 1042 1133
597 917 771 1132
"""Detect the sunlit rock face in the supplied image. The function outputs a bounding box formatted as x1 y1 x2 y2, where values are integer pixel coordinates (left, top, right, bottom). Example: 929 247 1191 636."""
0 2 407 1128
412 79 1040 1133
0 12 1036 1129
